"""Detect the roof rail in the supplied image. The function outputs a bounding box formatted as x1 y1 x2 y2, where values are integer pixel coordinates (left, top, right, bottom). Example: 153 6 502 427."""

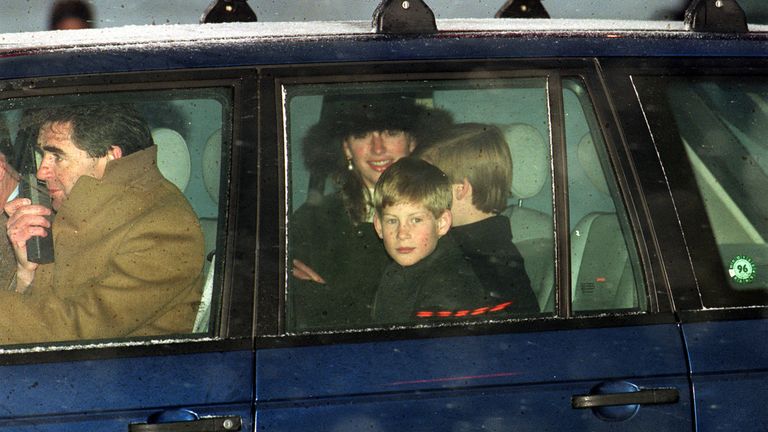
495 0 550 19
201 0 257 24
373 0 437 34
684 0 747 33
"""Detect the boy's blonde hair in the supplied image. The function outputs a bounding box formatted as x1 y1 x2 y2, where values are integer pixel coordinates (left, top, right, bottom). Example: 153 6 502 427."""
416 123 512 214
374 157 452 218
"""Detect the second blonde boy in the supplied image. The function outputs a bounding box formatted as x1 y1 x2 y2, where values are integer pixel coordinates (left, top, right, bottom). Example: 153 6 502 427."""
416 123 538 314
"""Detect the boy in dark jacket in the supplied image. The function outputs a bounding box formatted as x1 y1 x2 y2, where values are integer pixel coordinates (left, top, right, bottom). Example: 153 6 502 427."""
371 157 498 325
416 123 539 315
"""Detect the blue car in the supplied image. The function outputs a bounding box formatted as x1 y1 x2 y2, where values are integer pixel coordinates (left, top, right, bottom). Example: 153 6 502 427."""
0 0 765 430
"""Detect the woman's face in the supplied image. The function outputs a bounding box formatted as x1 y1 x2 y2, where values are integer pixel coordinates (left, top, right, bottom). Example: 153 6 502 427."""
343 129 415 189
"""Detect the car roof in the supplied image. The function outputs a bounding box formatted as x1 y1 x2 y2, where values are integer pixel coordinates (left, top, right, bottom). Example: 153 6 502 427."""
0 18 765 82
1 18 767 53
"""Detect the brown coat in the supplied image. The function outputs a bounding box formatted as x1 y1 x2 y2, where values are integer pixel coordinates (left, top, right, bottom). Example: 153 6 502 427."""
0 212 14 291
0 146 204 344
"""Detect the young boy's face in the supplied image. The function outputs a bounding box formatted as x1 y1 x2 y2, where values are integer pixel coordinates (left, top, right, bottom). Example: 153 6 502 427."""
374 201 451 267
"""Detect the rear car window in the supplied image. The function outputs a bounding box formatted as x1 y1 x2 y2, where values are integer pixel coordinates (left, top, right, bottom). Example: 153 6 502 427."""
284 73 648 333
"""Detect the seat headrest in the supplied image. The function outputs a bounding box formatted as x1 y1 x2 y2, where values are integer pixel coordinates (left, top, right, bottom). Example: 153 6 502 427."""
203 129 222 204
577 133 609 196
152 128 191 192
503 123 548 200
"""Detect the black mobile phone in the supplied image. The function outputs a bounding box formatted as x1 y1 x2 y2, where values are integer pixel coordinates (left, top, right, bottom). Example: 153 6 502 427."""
19 173 54 264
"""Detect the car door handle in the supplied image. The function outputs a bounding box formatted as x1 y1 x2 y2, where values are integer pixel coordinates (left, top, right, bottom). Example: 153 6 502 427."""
129 416 241 432
572 387 679 409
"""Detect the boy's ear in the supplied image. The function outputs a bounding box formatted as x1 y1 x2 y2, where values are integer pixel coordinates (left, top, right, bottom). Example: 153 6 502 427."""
455 178 472 201
373 213 384 239
436 209 452 237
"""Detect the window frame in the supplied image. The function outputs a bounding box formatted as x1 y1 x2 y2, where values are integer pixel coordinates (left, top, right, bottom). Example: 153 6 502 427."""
0 68 256 364
261 58 672 346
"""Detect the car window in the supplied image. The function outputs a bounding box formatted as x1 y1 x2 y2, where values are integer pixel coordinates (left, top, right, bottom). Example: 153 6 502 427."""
284 73 648 333
564 78 647 313
0 88 230 346
636 76 768 307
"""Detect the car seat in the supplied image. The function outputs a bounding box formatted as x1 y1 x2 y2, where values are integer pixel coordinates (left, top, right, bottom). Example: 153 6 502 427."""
500 123 555 312
200 129 222 259
192 129 224 333
151 127 191 192
570 133 640 311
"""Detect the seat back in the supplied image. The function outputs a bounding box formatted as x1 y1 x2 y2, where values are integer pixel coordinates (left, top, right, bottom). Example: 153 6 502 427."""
501 123 554 312
570 134 639 311
202 129 222 205
152 128 191 192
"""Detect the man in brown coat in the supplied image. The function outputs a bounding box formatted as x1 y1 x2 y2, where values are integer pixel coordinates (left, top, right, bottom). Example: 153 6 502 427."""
3 104 204 345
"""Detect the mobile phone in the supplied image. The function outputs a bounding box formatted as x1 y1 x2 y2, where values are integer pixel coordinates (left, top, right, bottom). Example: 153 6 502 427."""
20 173 54 264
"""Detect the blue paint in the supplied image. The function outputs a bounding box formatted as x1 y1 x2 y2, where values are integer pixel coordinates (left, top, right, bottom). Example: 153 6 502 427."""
682 320 768 432
256 324 692 431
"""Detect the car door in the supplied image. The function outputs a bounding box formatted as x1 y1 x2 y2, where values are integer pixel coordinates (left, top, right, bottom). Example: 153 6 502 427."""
627 61 768 432
252 59 694 431
0 67 257 431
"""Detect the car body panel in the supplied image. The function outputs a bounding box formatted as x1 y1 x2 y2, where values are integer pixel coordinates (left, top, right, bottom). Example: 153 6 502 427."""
0 349 253 431
256 323 692 430
682 319 768 432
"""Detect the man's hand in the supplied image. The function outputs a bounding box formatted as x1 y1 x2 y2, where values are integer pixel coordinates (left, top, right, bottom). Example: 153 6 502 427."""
5 198 51 291
292 259 326 284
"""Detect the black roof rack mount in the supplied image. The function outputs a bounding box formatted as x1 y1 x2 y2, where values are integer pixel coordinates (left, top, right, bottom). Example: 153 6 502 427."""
373 0 437 35
495 0 550 19
684 0 747 33
201 0 257 24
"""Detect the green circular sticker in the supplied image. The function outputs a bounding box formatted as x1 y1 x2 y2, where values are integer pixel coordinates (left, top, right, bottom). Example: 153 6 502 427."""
729 255 756 284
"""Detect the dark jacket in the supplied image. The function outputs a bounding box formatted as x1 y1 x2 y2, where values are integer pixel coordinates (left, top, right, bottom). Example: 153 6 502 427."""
290 193 391 331
372 235 488 325
450 214 539 314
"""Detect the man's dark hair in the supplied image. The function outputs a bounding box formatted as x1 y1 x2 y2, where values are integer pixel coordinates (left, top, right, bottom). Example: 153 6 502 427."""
39 104 154 157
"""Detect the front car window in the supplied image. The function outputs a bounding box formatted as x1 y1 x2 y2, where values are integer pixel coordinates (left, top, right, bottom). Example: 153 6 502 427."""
0 88 230 347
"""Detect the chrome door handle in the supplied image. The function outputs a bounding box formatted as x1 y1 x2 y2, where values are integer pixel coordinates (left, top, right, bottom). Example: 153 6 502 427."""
129 416 241 431
572 387 679 409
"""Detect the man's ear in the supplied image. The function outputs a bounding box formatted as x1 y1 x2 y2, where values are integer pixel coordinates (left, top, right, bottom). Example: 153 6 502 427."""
107 145 123 161
373 213 384 239
436 209 452 237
